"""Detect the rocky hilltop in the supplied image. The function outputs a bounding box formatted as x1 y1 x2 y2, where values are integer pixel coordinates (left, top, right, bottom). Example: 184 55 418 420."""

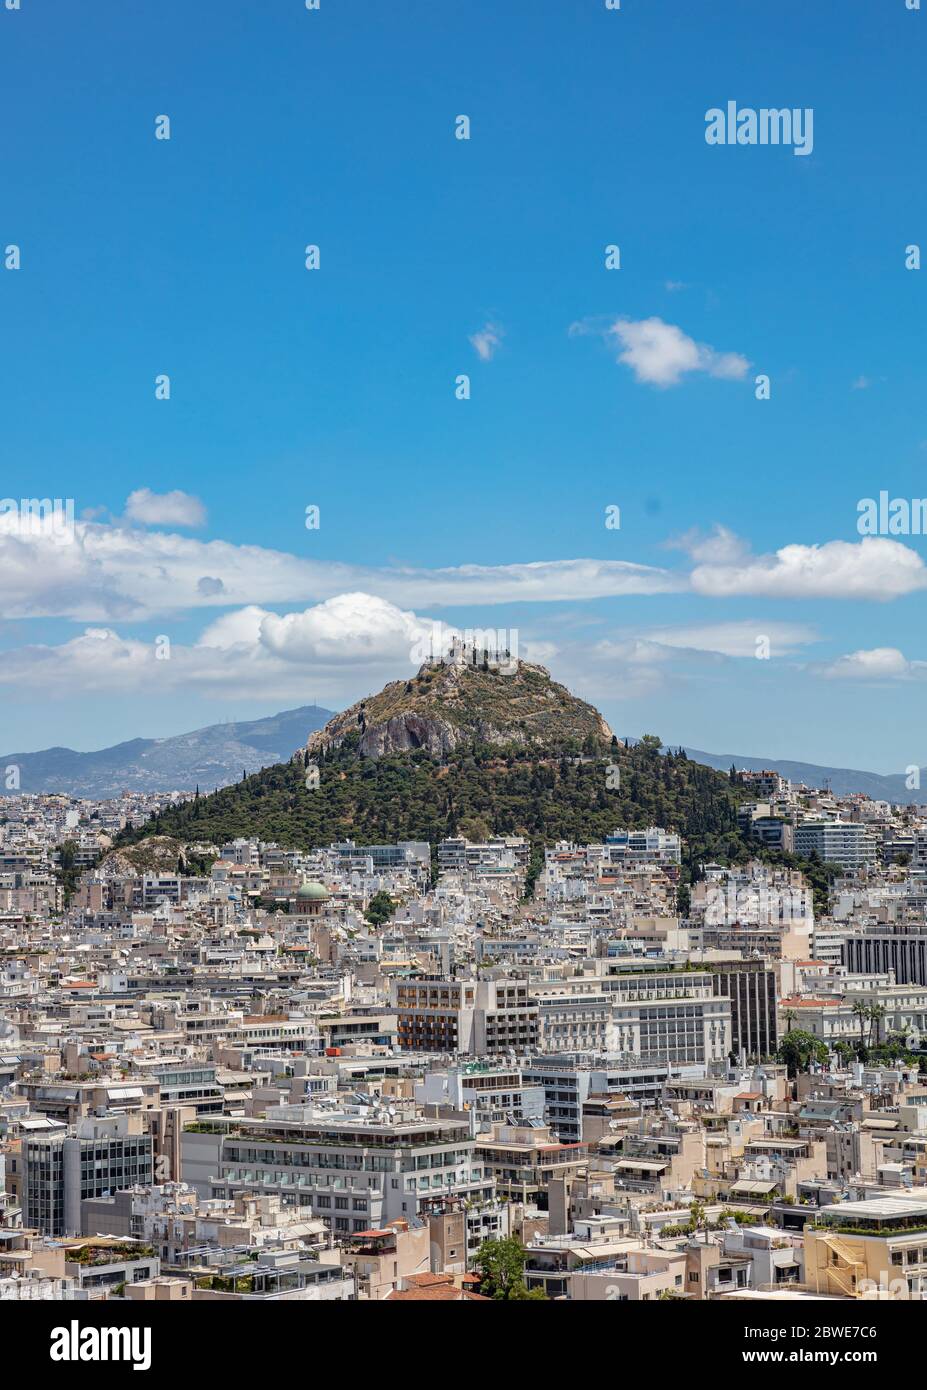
302 651 613 761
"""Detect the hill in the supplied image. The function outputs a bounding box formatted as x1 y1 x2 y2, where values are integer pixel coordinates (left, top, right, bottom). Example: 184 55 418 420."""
118 655 754 887
305 653 614 759
0 705 332 799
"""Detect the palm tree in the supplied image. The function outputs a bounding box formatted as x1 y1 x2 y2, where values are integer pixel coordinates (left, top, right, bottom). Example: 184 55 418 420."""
868 1003 887 1050
852 1001 870 1055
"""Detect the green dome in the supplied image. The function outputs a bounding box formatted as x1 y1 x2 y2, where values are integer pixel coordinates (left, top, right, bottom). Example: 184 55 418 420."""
296 880 330 901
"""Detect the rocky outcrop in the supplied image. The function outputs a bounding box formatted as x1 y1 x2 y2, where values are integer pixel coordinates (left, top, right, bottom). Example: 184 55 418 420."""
300 657 613 762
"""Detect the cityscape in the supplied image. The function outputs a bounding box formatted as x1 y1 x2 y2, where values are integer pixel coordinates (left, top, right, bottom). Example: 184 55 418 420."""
0 0 923 1362
5 647 927 1323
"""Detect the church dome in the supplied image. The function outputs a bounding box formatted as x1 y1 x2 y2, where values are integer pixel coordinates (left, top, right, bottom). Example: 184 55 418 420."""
296 880 330 901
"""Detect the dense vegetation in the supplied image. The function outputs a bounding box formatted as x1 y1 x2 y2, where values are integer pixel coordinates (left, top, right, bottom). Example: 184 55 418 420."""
119 734 743 871
115 732 844 908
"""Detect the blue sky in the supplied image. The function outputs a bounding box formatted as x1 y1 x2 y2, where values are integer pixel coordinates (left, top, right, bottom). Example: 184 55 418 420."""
1 0 926 771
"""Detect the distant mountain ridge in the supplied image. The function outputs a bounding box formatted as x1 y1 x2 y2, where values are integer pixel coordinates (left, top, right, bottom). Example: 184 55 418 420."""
5 689 919 807
684 747 927 805
0 705 333 800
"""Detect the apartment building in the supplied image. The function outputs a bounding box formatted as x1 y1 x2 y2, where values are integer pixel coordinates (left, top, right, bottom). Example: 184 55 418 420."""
206 1104 493 1229
805 1197 927 1299
604 827 682 870
414 1063 545 1130
794 820 870 870
522 1056 702 1143
844 927 927 986
391 977 539 1054
533 984 616 1053
603 967 732 1067
21 1114 154 1236
437 837 530 873
708 960 778 1061
17 1077 161 1126
475 1121 587 1207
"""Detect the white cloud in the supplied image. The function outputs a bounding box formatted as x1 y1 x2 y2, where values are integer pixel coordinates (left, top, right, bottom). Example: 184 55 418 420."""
0 596 708 706
0 595 442 701
469 322 504 362
124 488 207 527
641 620 817 659
0 519 683 621
669 524 751 566
818 647 926 681
604 316 749 387
0 592 871 715
689 534 927 602
197 605 268 649
1 507 922 626
259 593 433 665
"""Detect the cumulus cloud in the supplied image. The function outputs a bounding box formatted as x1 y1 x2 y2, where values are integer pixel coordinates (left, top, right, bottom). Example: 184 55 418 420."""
587 316 749 387
469 322 504 362
0 594 719 705
818 647 926 681
686 532 927 602
0 589 869 713
196 605 268 649
259 593 433 665
0 595 444 701
124 488 207 527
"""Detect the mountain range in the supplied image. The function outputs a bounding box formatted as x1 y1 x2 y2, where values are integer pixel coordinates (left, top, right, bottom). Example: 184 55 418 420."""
0 705 332 799
3 679 922 807
683 748 927 806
